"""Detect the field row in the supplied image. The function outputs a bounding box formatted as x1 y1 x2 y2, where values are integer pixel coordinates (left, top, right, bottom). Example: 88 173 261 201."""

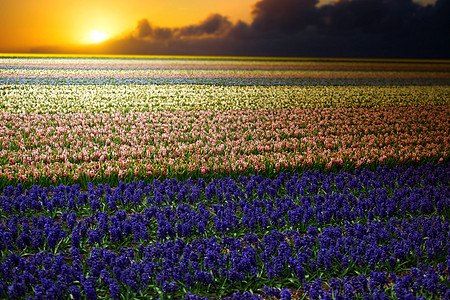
2 85 449 113
4 68 450 79
3 57 450 71
3 77 450 87
0 106 448 188
0 163 449 299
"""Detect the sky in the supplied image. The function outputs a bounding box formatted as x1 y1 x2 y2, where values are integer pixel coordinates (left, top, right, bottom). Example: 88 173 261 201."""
0 0 448 58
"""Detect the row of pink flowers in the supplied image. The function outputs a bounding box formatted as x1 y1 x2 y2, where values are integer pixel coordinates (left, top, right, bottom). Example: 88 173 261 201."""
0 106 448 185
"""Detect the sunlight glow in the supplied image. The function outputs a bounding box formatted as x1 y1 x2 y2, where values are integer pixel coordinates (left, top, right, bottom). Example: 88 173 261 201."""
87 30 109 43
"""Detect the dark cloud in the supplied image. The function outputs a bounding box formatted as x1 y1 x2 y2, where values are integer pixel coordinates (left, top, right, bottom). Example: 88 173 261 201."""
179 14 232 37
31 0 449 58
227 20 255 39
251 0 319 32
135 19 152 39
319 0 433 34
153 27 173 41
130 13 233 41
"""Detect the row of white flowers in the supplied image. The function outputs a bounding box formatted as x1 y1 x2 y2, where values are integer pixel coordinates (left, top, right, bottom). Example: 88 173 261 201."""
1 85 449 113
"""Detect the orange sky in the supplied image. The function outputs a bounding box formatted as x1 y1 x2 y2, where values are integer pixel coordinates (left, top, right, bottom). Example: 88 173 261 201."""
0 0 256 52
0 0 440 57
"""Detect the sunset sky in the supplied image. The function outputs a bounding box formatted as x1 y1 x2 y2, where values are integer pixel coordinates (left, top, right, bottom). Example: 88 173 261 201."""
0 0 447 58
0 0 256 51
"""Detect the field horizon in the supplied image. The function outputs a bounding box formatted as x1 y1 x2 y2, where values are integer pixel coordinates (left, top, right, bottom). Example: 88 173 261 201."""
3 53 450 64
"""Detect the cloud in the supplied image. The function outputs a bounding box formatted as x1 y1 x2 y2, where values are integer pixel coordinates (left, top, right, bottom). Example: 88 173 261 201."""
130 13 233 41
31 0 449 58
251 0 319 32
319 0 428 34
179 14 233 37
135 19 153 39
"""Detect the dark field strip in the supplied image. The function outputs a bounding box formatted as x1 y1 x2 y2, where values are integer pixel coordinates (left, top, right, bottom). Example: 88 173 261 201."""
2 55 449 64
3 77 450 86
0 162 449 299
3 56 449 67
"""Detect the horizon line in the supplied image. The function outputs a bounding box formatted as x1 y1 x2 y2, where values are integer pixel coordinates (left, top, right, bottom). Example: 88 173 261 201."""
2 53 450 64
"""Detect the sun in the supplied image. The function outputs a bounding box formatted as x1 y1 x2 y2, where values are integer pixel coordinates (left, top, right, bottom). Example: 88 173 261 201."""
87 30 109 43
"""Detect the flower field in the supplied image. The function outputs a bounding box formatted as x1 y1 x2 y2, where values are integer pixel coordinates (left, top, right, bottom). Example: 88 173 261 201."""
0 55 449 299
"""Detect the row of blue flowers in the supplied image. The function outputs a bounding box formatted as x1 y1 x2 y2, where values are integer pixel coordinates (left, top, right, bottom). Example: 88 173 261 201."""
0 162 449 299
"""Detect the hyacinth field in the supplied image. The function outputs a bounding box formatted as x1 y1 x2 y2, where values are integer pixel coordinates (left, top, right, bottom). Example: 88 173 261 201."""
0 55 449 299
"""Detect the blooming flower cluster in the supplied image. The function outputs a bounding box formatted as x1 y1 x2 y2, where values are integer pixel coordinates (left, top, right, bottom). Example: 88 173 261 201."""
1 56 449 299
0 105 448 188
2 56 450 89
3 57 450 71
4 65 449 79
1 85 449 113
3 77 450 87
0 163 449 299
